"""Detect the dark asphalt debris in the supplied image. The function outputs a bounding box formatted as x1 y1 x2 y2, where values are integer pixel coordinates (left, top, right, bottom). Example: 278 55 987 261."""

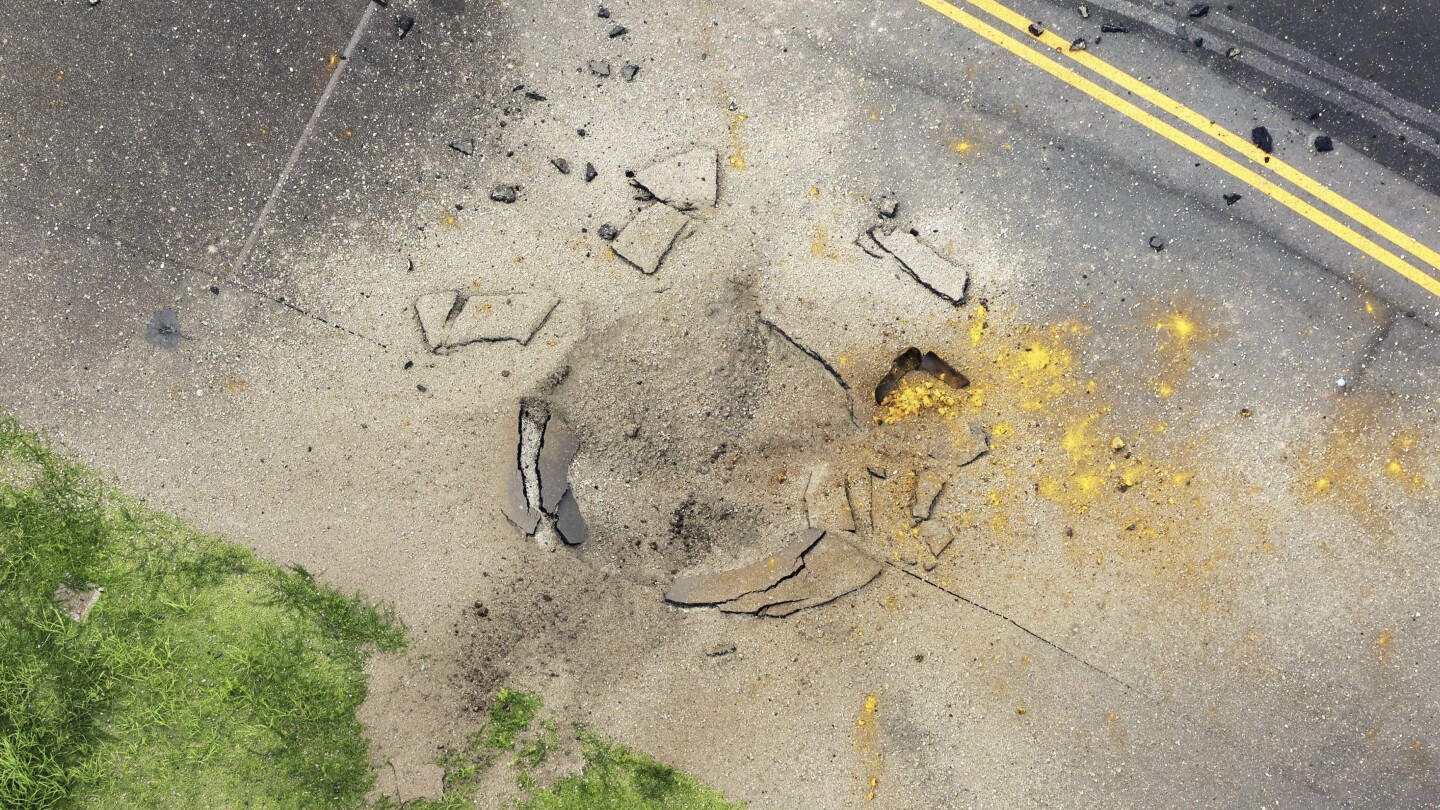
588 60 611 77
584 162 598 182
1187 3 1210 18
1314 135 1334 152
1069 37 1088 51
551 157 571 174
1149 235 1166 252
524 90 546 101
449 139 474 156
597 223 619 240
608 24 628 38
1251 126 1273 153
395 15 414 39
1027 21 1045 36
597 6 609 17
620 63 639 81
489 185 519 204
1101 23 1129 33
1224 193 1243 205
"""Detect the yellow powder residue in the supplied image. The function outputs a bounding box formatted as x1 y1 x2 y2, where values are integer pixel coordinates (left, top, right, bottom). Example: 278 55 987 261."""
728 113 748 169
969 304 988 347
877 380 963 424
810 225 840 260
856 693 882 801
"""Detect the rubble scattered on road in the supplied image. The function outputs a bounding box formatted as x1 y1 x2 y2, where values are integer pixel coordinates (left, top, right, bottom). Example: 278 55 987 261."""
874 347 969 405
612 203 691 274
1224 193 1242 205
145 308 181 351
608 24 628 38
1069 37 1088 51
1027 21 1044 36
1077 4 1090 18
395 15 414 39
806 464 856 532
868 227 969 305
666 529 882 617
1226 46 1241 58
1314 135 1334 152
524 90 546 101
597 6 610 18
1100 23 1129 33
490 184 519 203
414 290 558 352
588 60 611 77
53 582 102 622
1149 235 1166 252
877 195 899 218
620 64 640 81
1251 126 1273 153
551 157 570 174
502 401 589 545
597 223 619 240
706 643 737 657
912 472 945 522
449 139 474 156
631 148 718 210
1187 3 1209 18
584 162 598 182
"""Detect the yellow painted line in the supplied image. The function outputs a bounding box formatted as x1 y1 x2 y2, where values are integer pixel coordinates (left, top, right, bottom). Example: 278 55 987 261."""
916 0 1440 299
958 0 1440 282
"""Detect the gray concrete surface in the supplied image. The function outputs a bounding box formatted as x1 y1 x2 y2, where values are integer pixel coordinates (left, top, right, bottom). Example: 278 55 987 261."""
2 0 1438 807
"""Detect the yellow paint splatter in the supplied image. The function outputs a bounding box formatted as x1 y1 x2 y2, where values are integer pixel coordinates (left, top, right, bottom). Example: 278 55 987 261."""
969 304 988 346
728 113 748 169
856 693 882 801
951 140 973 154
325 52 340 72
878 380 963 424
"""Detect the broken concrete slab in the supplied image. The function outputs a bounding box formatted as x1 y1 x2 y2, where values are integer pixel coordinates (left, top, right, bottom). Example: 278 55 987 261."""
719 531 882 617
500 405 542 534
920 522 954 557
846 473 873 533
537 414 579 515
53 582 102 621
666 529 823 606
631 148 718 211
612 203 691 274
912 471 945 522
806 464 856 532
414 291 559 353
554 488 589 545
869 227 969 305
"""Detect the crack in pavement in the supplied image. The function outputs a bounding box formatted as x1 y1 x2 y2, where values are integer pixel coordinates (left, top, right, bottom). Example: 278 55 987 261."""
760 316 858 426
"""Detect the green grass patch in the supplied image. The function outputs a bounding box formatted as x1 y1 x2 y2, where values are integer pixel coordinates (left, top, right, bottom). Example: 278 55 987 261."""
0 415 404 809
403 687 743 810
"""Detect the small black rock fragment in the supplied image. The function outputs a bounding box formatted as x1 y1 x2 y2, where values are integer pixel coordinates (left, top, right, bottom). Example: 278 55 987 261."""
1187 3 1210 17
404 360 415 370
1223 193 1242 205
1191 35 1205 47
1314 135 1334 152
209 284 220 295
552 157 571 174
588 60 611 77
1027 21 1044 36
1069 37 1087 51
598 6 609 17
449 139 474 156
598 223 619 241
524 90 546 101
608 24 628 38
371 0 386 6
1251 126 1273 153
417 384 427 393
490 185 519 203
620 63 639 81
395 15 414 38
584 162 598 182
1101 23 1128 33
1148 235 1166 252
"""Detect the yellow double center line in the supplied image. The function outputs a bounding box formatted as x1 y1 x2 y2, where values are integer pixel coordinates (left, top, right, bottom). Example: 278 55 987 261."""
918 0 1440 300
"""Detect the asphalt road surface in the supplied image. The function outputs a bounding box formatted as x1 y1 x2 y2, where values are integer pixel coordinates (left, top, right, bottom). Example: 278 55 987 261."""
2 1 1438 807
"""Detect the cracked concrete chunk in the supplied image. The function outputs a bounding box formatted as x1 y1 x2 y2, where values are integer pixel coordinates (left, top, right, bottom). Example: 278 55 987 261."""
921 522 954 557
912 471 945 522
53 582 102 621
631 148 717 210
489 184 519 203
588 60 611 77
612 203 691 274
721 531 882 617
666 529 822 606
870 227 969 305
805 464 855 532
500 406 542 534
537 415 579 514
554 488 588 545
668 530 881 617
415 291 558 353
